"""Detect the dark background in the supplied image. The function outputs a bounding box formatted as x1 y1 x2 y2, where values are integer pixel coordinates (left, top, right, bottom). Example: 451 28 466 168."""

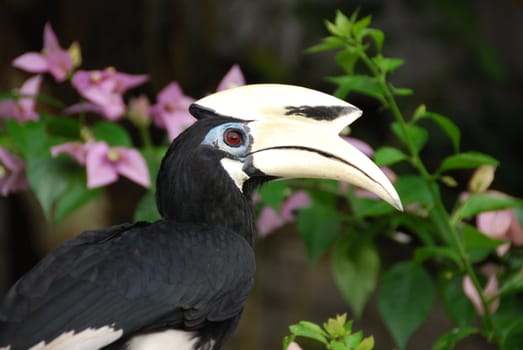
1 0 522 349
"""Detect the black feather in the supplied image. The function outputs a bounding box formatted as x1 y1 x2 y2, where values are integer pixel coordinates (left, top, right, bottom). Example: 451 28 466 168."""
1 116 263 350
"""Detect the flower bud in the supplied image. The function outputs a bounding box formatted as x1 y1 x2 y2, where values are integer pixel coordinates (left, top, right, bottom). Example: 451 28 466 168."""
469 165 496 193
128 95 152 128
80 126 95 142
68 41 82 68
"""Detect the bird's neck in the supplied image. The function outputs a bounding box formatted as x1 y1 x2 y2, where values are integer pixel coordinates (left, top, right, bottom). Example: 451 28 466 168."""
156 156 256 246
200 191 256 246
170 191 255 246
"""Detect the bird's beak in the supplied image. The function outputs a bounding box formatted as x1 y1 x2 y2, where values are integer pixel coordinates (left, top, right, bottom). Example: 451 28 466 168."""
190 84 403 210
245 116 403 210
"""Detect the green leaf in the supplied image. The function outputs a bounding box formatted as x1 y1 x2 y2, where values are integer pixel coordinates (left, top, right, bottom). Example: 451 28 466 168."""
391 86 413 96
53 169 102 223
378 262 435 350
141 146 166 187
327 75 385 102
26 156 72 219
455 193 523 220
325 11 352 38
462 223 505 249
325 20 339 37
297 203 340 262
7 119 109 223
391 123 428 154
352 15 372 39
6 120 48 157
330 341 347 350
361 28 384 52
374 146 408 166
307 36 346 53
438 152 499 173
414 246 461 267
412 104 427 121
437 272 476 328
258 181 288 211
336 48 361 75
304 179 338 207
0 92 18 100
493 315 523 350
289 321 328 344
440 176 458 188
349 196 396 218
391 213 437 246
324 314 347 338
134 190 161 222
282 335 296 350
461 223 505 262
332 233 380 318
91 122 132 147
373 56 404 74
503 331 523 350
5 121 77 220
432 327 478 350
42 114 82 139
0 134 17 151
394 175 433 209
422 112 461 153
354 336 375 350
499 271 523 297
344 331 363 348
333 10 352 37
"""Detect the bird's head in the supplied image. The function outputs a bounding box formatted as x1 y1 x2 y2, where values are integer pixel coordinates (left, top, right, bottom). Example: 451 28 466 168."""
156 84 402 223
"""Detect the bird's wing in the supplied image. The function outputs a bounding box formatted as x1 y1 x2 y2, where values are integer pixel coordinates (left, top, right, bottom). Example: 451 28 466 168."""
0 220 255 349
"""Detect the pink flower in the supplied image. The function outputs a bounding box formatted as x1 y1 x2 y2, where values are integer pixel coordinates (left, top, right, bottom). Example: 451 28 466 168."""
64 101 105 116
343 136 374 157
257 206 284 237
354 166 397 199
12 22 74 82
150 82 195 141
281 191 311 221
0 75 42 122
0 147 29 196
287 342 303 350
51 141 89 164
462 265 500 316
70 67 148 120
339 137 397 197
257 191 311 237
52 141 150 189
474 190 523 255
216 64 245 91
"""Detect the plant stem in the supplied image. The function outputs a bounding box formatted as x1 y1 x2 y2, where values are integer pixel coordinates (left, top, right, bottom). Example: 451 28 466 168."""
139 126 153 150
359 49 496 338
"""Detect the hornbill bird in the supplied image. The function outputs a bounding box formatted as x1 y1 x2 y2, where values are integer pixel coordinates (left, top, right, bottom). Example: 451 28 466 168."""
0 84 402 350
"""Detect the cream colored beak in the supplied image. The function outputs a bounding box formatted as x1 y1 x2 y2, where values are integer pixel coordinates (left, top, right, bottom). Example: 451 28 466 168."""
191 83 403 210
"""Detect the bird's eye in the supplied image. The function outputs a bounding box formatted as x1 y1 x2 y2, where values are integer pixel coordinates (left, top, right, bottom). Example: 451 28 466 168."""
224 129 243 147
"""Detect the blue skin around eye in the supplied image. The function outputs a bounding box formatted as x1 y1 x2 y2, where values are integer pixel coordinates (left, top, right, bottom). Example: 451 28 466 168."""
201 123 251 159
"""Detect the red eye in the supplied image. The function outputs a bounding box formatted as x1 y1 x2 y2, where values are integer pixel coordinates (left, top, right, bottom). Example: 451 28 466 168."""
224 129 243 147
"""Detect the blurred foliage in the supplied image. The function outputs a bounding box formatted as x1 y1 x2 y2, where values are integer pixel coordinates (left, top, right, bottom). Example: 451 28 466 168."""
268 10 523 350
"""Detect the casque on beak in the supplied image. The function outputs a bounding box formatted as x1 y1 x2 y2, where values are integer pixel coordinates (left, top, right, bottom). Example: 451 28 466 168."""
190 84 403 211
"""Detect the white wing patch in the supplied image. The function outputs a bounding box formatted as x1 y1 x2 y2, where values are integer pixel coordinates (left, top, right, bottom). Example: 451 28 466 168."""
28 325 123 350
128 330 198 350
